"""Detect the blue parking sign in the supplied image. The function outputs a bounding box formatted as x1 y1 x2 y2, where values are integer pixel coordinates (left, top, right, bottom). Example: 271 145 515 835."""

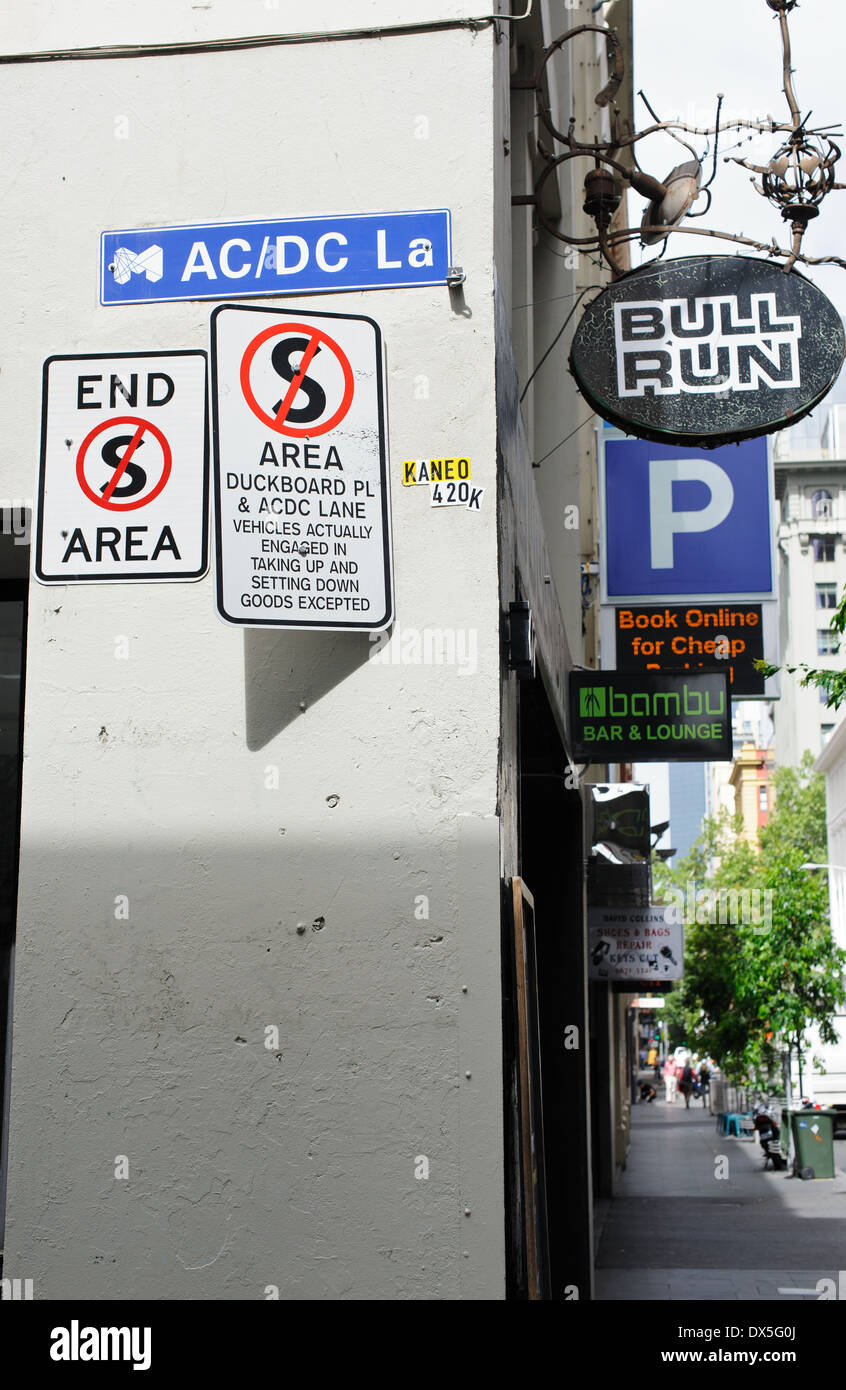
600 436 774 601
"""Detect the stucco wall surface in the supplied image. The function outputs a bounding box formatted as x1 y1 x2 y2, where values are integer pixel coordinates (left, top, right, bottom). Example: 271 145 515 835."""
0 1 503 52
1 15 506 1299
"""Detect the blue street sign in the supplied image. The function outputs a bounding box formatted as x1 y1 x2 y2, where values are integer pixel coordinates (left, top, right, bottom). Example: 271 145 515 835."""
100 209 452 305
600 435 774 601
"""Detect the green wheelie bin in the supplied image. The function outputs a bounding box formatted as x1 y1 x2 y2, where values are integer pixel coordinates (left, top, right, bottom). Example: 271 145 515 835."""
789 1110 836 1180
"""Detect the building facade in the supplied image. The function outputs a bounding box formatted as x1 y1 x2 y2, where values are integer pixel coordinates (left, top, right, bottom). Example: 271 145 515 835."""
773 439 846 767
728 743 774 846
806 723 846 1104
0 0 636 1301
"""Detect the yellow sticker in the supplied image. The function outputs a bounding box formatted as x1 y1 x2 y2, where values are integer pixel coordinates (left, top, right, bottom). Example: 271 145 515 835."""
402 458 471 486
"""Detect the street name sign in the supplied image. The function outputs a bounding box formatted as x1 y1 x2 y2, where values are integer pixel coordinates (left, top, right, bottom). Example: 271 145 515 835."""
571 255 845 447
589 905 684 983
36 351 208 583
211 305 393 630
101 210 451 305
600 436 774 602
569 670 731 762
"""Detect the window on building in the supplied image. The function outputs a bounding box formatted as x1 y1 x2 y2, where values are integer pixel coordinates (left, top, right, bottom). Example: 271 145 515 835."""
818 629 839 655
812 489 834 520
822 724 835 746
813 535 836 562
817 582 838 609
759 785 768 813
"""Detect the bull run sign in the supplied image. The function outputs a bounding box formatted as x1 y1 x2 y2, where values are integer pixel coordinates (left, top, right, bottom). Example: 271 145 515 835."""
569 670 732 763
570 256 845 446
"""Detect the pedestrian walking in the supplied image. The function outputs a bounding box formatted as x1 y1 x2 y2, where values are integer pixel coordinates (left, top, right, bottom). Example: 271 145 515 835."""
678 1062 695 1109
663 1055 677 1104
698 1059 710 1108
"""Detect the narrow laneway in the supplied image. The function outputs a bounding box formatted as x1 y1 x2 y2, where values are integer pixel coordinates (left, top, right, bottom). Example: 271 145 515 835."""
596 1100 846 1300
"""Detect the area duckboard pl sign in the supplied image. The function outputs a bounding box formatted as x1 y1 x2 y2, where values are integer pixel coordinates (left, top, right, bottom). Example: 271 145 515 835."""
211 305 393 630
570 256 845 447
569 670 731 762
36 351 208 583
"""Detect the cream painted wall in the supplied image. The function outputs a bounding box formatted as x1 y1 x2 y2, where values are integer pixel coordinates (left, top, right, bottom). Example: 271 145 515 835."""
1 6 508 1298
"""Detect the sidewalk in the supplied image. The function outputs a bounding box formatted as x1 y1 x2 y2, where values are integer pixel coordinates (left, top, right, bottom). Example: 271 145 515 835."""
596 1097 846 1300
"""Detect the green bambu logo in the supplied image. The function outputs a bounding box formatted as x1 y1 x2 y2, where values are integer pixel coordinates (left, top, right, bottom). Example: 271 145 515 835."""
579 682 725 719
580 687 606 717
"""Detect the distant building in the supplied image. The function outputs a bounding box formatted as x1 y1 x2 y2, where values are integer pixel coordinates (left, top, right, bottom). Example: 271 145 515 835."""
805 724 846 1104
663 708 776 864
728 743 775 846
772 426 846 766
821 404 846 458
668 762 707 862
707 703 772 828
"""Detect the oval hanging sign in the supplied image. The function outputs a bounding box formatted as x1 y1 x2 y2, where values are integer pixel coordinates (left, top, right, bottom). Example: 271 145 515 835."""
570 255 845 447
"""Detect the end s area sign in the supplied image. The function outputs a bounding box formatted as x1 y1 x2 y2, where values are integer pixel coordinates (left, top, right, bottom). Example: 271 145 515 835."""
211 305 393 630
36 352 208 583
600 435 775 602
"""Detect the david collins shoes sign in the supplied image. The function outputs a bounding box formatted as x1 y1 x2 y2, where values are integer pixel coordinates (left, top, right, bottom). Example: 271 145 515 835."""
588 906 684 983
570 256 845 447
568 670 731 762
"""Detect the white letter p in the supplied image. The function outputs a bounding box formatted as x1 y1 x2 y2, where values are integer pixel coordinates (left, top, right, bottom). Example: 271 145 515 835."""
648 458 734 570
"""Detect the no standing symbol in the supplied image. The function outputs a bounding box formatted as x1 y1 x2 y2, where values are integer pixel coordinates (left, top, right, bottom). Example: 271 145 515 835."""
76 415 173 510
239 322 354 437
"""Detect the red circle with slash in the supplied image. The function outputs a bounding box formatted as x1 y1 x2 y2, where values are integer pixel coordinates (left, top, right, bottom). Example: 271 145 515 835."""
239 322 355 438
76 416 172 511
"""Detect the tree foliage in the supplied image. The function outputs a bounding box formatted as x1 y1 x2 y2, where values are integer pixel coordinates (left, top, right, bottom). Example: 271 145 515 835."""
655 753 846 1085
757 584 846 708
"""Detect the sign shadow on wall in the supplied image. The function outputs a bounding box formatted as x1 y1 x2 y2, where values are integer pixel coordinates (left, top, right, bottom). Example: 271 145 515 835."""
243 629 371 749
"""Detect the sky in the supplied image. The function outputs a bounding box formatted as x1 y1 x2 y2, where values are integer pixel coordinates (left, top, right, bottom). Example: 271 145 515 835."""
631 0 846 316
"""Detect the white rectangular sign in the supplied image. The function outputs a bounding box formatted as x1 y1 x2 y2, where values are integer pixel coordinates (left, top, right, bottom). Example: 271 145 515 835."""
36 352 208 583
588 905 683 982
211 305 393 629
